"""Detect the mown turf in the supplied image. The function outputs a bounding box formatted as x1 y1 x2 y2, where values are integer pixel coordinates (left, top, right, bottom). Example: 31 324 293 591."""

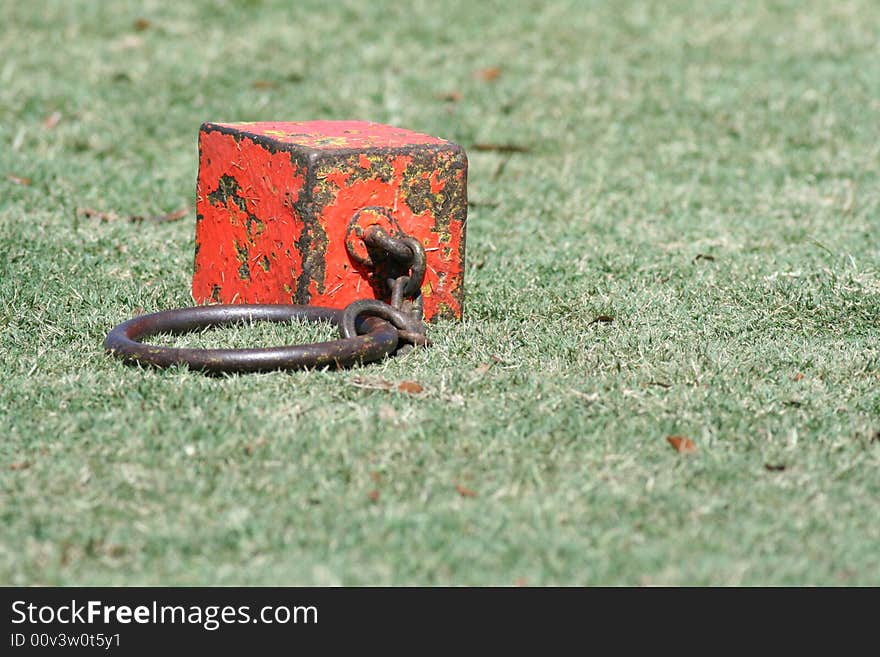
1 0 879 585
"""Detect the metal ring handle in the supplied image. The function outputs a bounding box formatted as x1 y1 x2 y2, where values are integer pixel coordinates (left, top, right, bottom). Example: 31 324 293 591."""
364 228 426 298
105 304 399 373
340 300 430 347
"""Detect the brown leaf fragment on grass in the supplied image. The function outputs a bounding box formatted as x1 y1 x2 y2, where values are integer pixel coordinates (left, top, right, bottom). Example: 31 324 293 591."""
397 381 424 394
455 484 477 498
367 490 380 502
42 111 61 130
472 142 531 154
10 461 30 471
252 79 276 90
241 438 268 456
764 463 787 472
107 544 126 558
436 91 463 102
666 435 697 454
7 174 31 186
133 17 152 31
78 206 186 224
474 66 501 81
588 315 614 326
144 208 188 223
792 372 805 382
241 439 265 456
77 207 120 222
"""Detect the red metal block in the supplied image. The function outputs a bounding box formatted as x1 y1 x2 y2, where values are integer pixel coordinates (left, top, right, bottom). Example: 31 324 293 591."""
192 120 468 321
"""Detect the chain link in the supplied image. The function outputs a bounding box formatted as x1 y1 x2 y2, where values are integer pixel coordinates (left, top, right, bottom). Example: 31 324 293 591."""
339 227 430 350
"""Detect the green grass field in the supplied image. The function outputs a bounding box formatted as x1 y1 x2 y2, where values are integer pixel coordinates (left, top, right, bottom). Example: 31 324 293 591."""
2 0 879 585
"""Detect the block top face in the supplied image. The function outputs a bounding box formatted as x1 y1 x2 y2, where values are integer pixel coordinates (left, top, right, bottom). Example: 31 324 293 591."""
203 120 451 152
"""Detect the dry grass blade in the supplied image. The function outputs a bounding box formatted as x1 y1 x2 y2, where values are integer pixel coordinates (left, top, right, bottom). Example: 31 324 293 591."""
472 143 530 154
42 112 61 130
348 377 394 391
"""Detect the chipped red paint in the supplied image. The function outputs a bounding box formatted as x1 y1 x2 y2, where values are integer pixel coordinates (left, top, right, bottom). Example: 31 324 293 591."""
215 120 448 150
192 121 467 321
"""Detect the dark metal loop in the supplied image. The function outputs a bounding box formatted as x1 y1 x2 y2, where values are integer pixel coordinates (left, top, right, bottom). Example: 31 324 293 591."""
399 236 426 298
106 225 432 373
104 304 399 373
364 226 414 260
389 275 406 309
364 228 426 299
339 299 430 347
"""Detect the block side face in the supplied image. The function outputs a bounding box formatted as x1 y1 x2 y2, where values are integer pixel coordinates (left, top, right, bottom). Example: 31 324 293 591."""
193 128 307 304
207 120 449 151
308 144 467 321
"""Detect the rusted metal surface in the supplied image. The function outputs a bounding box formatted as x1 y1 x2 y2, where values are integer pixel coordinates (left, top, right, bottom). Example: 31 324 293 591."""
192 121 467 322
104 305 399 373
